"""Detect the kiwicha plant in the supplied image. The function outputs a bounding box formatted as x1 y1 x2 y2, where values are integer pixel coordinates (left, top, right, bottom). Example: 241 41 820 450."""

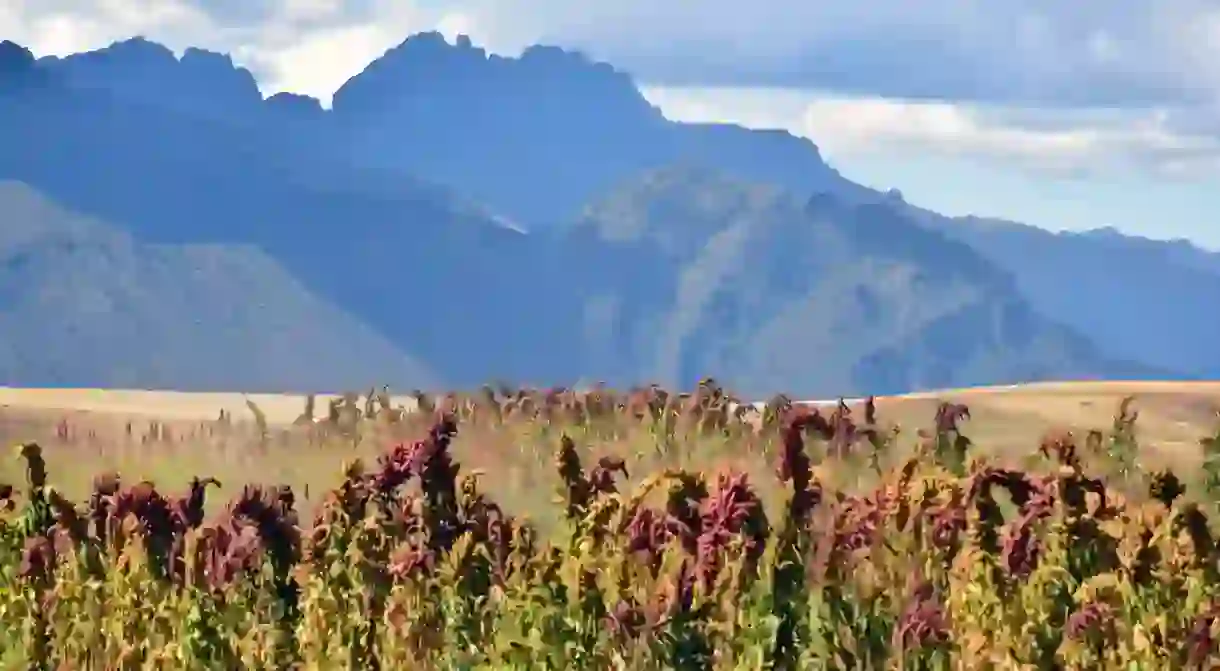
0 384 1216 669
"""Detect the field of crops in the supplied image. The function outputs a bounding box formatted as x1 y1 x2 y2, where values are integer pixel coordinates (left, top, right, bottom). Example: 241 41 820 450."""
2 381 1220 669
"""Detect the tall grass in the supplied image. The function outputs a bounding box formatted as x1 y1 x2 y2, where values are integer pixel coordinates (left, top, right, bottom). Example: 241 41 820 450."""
0 387 1218 669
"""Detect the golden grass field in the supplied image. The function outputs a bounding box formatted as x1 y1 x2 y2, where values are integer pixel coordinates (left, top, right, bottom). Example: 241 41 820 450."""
1 380 1216 527
2 379 1220 668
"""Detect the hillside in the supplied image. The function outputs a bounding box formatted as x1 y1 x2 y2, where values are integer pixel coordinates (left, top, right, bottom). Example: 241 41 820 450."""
312 33 1220 386
936 219 1220 380
0 39 574 387
0 34 1207 394
910 215 1220 379
557 167 1159 397
26 34 859 227
0 181 436 391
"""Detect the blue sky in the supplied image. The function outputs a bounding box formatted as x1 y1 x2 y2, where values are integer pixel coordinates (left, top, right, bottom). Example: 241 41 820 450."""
4 0 1220 248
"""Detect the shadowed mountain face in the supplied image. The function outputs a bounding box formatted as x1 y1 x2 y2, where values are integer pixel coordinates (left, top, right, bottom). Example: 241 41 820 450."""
327 34 865 227
37 38 264 122
557 168 1157 397
0 35 1204 394
29 33 857 227
0 181 438 392
914 215 1220 380
1 39 580 387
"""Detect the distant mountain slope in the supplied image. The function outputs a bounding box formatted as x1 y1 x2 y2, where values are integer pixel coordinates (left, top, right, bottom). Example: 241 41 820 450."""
326 34 859 226
0 35 1204 393
907 213 1220 379
557 167 1162 397
0 181 437 391
0 40 576 387
25 34 857 228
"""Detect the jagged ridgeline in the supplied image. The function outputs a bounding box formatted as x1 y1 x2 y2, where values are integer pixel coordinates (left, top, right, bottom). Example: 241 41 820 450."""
1 383 1220 668
0 35 1205 395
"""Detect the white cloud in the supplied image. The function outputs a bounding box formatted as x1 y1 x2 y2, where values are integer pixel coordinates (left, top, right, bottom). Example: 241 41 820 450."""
0 0 511 100
7 0 1220 108
1 0 217 56
246 23 393 98
409 0 1220 108
279 0 344 23
642 87 1220 179
243 4 489 99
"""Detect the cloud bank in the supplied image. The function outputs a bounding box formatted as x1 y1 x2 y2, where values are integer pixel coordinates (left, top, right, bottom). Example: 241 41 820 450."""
643 87 1220 180
5 0 1220 180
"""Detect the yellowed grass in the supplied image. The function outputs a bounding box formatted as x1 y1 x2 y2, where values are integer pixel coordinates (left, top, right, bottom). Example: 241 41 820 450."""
0 387 402 424
0 380 1215 527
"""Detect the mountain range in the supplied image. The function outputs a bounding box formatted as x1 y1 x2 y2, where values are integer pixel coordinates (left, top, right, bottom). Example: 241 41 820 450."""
0 33 1208 396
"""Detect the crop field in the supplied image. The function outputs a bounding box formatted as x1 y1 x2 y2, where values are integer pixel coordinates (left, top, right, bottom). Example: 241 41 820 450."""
0 380 1219 668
